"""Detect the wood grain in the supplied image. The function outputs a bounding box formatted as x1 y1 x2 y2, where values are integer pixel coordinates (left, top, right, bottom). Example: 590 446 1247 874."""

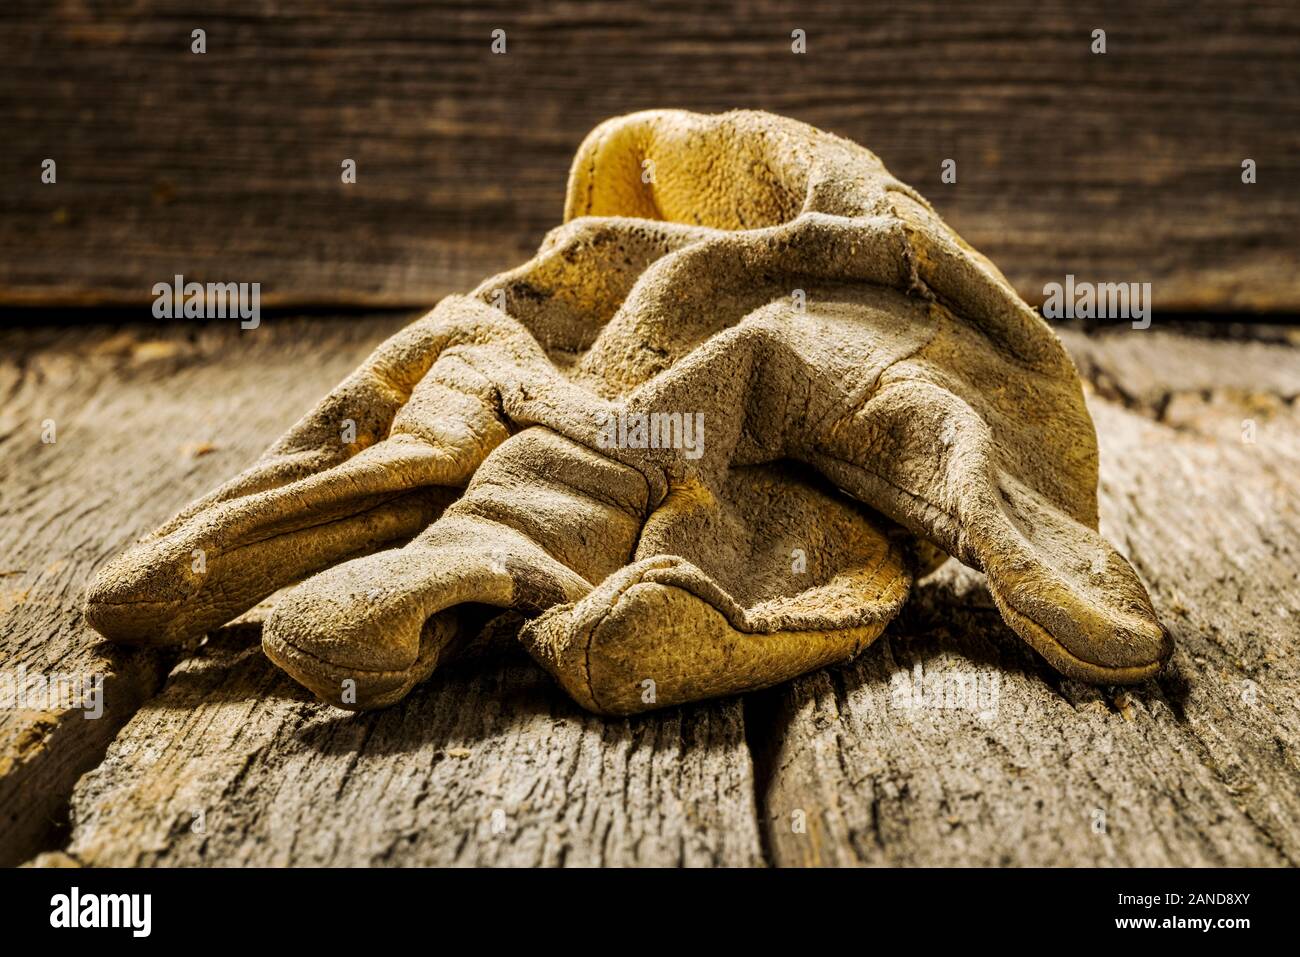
0 314 408 865
57 621 763 867
2 1 1298 312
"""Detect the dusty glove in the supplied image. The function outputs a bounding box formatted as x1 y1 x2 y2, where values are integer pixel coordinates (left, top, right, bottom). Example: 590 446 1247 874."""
86 109 1170 715
85 176 917 711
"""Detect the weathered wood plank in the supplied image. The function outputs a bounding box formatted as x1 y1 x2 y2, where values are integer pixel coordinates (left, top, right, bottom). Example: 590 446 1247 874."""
759 334 1300 866
0 315 408 865
56 617 763 867
3 0 1297 311
9 316 1299 867
1058 325 1300 410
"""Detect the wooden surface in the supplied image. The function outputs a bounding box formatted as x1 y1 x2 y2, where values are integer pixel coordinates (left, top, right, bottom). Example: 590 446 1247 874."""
0 317 405 865
3 314 1297 867
3 0 1299 312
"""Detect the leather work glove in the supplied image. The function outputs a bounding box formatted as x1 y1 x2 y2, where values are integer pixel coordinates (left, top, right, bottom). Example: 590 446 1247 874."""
85 209 920 711
86 109 1170 715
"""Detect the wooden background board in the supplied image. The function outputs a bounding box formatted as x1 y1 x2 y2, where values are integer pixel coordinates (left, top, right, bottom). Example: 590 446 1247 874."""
4 315 1297 867
2 0 1299 313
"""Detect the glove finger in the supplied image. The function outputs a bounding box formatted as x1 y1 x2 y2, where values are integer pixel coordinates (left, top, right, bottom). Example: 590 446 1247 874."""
152 306 484 529
815 378 1171 684
84 444 464 646
85 302 525 645
262 427 650 709
522 463 913 714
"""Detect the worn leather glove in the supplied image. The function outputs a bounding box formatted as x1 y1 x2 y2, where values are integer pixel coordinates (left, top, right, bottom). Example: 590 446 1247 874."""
86 109 1170 715
85 181 918 711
